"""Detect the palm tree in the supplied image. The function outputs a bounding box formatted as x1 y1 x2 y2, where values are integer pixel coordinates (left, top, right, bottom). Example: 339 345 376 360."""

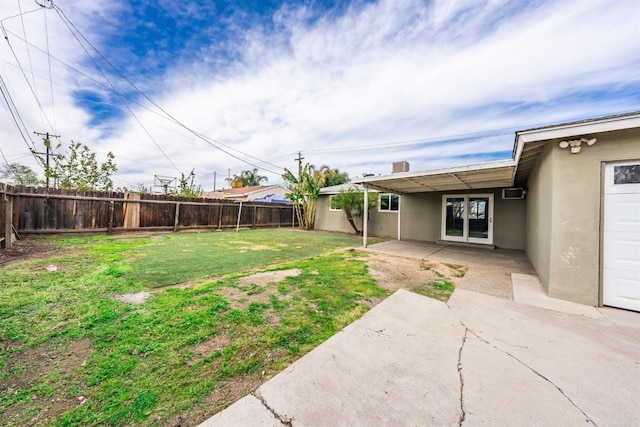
226 168 268 188
312 165 349 188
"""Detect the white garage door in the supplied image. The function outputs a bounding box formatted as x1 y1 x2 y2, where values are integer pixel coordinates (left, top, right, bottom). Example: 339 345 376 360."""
603 161 640 311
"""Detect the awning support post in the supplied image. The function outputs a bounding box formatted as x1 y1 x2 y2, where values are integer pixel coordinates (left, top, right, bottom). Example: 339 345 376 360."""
363 187 368 248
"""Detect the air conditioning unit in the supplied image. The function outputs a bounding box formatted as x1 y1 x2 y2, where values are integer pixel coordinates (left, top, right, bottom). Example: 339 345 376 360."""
502 187 526 200
392 161 410 174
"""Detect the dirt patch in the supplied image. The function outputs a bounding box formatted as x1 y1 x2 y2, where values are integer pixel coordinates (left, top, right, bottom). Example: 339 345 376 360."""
187 335 232 367
1 338 93 426
111 291 150 304
0 238 57 267
359 252 466 296
238 268 302 287
216 285 292 313
202 269 303 311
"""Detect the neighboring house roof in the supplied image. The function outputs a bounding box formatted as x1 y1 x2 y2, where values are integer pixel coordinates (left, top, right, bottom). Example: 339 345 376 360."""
353 111 640 194
202 185 289 200
202 190 225 199
253 193 291 203
223 185 283 198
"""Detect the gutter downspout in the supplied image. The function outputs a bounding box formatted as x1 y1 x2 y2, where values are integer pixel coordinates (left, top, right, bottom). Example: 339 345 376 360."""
363 187 368 248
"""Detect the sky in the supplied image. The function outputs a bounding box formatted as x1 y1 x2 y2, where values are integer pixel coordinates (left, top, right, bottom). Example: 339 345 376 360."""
0 0 639 192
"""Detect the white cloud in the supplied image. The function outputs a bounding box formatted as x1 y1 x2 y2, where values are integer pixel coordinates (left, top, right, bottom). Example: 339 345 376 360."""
1 0 639 190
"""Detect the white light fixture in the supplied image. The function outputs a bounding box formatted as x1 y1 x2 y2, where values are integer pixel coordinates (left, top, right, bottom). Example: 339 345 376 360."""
558 137 597 154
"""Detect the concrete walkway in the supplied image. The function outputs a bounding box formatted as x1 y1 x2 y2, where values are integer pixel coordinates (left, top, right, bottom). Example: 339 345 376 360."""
200 243 640 426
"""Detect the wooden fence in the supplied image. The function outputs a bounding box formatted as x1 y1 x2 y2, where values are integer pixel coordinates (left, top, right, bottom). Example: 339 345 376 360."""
0 184 297 246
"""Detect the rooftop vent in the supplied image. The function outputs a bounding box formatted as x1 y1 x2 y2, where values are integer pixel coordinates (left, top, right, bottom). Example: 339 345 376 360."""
392 161 409 174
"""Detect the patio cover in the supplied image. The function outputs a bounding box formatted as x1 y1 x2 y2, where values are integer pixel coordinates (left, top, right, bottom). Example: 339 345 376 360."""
350 111 640 247
352 159 516 194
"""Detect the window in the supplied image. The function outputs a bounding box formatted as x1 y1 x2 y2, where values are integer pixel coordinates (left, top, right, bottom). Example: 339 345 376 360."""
329 195 341 211
379 194 400 212
614 165 640 185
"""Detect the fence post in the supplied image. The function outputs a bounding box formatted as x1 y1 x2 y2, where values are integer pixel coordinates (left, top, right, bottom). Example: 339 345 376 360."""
3 198 12 248
174 203 180 232
236 201 243 231
252 205 257 228
107 200 114 235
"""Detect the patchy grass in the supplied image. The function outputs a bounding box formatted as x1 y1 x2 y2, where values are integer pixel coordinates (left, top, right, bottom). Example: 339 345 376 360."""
411 279 456 302
0 230 383 426
443 263 469 277
412 261 468 302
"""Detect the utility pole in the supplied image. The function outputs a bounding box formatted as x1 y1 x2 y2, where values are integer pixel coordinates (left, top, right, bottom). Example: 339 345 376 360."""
295 151 304 182
213 171 217 191
33 131 60 188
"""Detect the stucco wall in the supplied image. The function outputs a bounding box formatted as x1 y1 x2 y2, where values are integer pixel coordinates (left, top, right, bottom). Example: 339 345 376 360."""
315 193 399 238
315 195 362 234
527 128 640 305
369 201 399 239
526 143 555 288
316 189 526 249
412 189 526 249
400 193 441 241
492 191 527 250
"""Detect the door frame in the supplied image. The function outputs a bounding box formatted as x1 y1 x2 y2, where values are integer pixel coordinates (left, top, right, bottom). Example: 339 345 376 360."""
441 194 494 245
601 160 640 311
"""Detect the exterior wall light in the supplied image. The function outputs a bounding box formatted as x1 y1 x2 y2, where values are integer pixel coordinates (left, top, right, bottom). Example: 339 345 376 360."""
559 137 597 154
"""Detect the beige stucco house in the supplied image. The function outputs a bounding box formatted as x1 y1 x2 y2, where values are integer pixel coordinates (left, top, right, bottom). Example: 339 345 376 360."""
316 112 640 310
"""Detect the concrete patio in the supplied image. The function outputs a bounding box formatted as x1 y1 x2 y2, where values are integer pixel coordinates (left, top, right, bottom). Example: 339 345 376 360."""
200 241 640 426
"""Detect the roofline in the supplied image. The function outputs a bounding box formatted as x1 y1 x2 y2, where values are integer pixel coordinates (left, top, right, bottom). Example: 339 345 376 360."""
319 183 366 195
352 159 515 185
352 111 640 189
512 111 640 178
514 111 640 148
516 110 640 134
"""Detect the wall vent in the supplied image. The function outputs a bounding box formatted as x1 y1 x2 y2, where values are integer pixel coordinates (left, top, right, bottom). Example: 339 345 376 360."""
392 161 409 174
502 187 526 200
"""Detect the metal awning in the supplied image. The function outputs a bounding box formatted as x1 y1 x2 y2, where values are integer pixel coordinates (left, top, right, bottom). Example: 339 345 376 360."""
353 160 516 194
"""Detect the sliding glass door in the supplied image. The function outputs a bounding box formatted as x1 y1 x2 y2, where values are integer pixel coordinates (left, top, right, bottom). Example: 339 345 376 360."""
442 195 493 244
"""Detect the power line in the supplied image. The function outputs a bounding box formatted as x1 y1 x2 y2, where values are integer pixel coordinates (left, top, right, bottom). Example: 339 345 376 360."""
3 12 284 175
52 3 284 175
43 6 56 133
1 18 55 131
17 0 42 129
303 129 516 155
52 6 181 174
0 146 18 176
0 7 41 24
0 68 38 151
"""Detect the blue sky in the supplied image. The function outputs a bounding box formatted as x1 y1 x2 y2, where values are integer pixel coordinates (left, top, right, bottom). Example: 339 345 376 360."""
1 0 639 190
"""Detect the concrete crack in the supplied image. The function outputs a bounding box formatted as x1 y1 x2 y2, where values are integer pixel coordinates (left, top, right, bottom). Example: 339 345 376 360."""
462 324 596 426
458 328 468 426
252 390 293 427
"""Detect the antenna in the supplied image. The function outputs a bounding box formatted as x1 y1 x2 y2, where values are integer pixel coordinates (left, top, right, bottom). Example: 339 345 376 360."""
154 175 176 194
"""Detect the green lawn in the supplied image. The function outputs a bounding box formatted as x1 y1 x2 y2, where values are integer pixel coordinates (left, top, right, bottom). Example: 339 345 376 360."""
129 228 365 287
0 229 385 426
